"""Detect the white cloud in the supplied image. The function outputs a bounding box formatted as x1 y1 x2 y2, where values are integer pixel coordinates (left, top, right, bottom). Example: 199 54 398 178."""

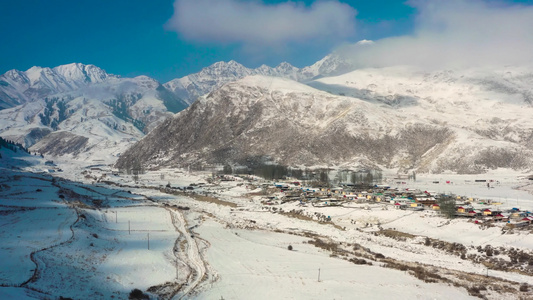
338 0 533 70
166 0 356 48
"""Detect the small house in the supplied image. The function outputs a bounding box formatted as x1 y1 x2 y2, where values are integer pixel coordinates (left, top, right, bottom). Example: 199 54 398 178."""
394 202 406 209
467 210 478 217
521 217 533 224
483 209 492 216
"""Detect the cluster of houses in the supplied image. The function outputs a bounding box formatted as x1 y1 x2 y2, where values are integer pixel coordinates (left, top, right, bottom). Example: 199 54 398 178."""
257 181 533 229
454 206 533 227
265 182 440 208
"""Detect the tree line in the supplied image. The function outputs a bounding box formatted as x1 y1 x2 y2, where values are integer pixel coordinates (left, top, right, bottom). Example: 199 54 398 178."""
0 136 30 155
221 163 382 186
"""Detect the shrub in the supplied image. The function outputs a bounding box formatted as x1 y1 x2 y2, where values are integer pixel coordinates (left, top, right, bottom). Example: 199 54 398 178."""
374 253 385 259
129 289 149 300
485 245 493 257
350 258 368 265
467 286 481 297
520 284 529 292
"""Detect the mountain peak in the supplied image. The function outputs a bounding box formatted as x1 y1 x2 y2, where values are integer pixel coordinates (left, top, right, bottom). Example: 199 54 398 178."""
3 69 28 82
53 63 111 84
208 60 245 70
275 62 299 71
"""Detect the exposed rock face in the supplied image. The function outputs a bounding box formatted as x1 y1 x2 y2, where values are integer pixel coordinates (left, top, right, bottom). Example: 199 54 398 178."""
116 76 444 171
31 131 89 157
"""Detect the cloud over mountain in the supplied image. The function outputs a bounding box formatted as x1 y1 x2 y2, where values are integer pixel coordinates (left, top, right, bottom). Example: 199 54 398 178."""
166 0 356 49
338 0 533 70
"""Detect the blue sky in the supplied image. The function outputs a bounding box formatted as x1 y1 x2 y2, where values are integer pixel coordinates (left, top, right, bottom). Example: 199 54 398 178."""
1 0 532 82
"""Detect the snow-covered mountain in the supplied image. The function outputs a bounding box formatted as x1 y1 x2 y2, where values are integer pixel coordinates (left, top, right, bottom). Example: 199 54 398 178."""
162 56 353 104
0 63 188 163
0 63 116 110
6 58 533 174
117 68 533 174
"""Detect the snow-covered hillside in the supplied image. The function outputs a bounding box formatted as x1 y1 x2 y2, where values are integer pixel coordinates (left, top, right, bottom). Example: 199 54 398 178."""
308 66 533 171
117 71 533 173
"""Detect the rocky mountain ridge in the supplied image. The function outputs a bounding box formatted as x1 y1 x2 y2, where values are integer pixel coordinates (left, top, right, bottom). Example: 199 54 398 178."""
0 63 116 109
163 53 351 104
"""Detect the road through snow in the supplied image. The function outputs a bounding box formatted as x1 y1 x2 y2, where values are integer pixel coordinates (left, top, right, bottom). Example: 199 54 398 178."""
167 208 206 299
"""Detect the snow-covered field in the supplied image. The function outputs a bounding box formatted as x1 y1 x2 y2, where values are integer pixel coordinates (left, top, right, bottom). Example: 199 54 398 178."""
195 219 474 299
1 149 532 299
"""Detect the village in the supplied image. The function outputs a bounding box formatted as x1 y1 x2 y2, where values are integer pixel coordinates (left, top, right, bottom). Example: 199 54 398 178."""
213 173 533 230
77 163 533 231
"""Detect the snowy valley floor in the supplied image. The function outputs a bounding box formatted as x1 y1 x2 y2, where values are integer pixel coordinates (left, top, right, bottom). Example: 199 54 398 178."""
1 159 533 299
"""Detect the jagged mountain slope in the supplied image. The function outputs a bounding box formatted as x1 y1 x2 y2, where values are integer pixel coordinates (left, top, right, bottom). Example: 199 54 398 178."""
0 64 187 162
117 71 533 173
163 61 300 105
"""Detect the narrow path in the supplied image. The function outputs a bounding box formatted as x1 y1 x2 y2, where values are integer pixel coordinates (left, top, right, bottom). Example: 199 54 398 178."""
20 181 81 287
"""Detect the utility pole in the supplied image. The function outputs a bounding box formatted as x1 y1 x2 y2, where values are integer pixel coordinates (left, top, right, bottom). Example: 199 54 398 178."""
115 211 117 223
147 232 150 250
128 220 130 235
318 268 321 282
